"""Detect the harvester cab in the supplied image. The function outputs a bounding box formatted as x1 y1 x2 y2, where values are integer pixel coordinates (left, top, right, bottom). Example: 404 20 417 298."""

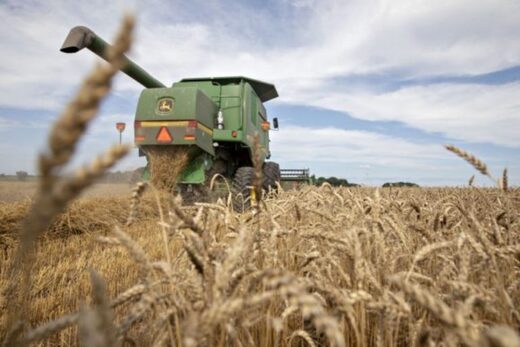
61 26 281 211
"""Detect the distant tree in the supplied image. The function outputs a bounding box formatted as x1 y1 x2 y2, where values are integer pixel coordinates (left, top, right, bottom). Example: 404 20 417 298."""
382 182 419 188
313 176 356 187
16 170 28 181
338 178 349 186
315 176 326 186
328 176 340 186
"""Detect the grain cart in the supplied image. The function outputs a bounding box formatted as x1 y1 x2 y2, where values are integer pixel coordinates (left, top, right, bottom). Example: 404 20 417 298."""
60 26 281 210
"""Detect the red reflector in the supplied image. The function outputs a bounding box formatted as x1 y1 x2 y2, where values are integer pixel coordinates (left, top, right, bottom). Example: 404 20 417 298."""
134 121 142 128
156 127 173 143
231 130 238 137
184 135 195 141
135 135 145 142
185 127 196 136
187 120 198 128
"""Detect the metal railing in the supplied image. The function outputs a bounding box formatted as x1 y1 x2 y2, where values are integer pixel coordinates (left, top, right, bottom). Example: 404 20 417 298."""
280 169 310 182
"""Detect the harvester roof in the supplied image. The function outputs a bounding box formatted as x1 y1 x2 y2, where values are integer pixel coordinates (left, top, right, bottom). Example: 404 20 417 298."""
180 76 278 102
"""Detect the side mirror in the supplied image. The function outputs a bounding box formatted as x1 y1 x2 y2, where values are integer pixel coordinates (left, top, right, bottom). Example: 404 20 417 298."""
273 117 279 130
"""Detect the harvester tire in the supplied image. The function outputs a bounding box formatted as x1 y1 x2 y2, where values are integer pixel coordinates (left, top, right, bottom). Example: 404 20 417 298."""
179 184 209 205
232 166 256 212
263 162 281 192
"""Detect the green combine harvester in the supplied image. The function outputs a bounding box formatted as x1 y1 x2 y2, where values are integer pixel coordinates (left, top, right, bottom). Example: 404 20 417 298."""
60 26 308 210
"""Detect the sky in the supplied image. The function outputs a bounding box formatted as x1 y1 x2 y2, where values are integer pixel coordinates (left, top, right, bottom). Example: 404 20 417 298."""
0 0 519 186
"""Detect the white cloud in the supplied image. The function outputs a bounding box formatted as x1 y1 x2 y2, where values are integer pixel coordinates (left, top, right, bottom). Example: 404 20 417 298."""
271 125 445 166
0 116 47 130
1 0 519 148
270 125 519 186
288 82 520 147
0 117 19 129
2 0 519 101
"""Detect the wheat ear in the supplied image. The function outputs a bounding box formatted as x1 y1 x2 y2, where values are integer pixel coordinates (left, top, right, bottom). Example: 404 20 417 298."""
389 276 475 344
444 144 492 179
501 168 508 192
78 270 116 347
3 15 134 336
18 282 149 346
126 181 148 225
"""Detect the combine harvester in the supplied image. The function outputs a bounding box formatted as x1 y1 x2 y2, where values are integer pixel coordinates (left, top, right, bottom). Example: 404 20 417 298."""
60 26 308 210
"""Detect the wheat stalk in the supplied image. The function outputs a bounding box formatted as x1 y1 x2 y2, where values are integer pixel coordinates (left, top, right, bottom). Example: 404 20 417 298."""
288 330 317 347
78 270 116 347
389 276 475 344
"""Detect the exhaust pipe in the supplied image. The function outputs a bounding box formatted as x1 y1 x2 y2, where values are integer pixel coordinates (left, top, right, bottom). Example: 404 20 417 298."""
60 26 166 89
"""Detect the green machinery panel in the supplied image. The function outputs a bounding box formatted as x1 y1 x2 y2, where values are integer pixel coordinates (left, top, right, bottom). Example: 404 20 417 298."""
60 26 281 187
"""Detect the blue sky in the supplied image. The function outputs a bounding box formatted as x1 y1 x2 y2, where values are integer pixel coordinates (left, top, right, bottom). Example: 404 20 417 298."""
0 0 519 186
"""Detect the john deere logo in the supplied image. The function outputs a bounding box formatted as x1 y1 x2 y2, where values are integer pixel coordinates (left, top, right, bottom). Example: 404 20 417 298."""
157 98 174 113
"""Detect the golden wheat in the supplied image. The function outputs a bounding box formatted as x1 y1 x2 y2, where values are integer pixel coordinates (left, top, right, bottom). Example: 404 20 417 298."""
0 15 519 347
502 168 509 192
0 186 519 346
444 144 491 178
2 15 134 342
145 146 190 191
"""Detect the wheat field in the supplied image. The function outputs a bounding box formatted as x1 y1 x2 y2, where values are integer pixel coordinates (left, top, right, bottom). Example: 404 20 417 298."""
1 15 519 347
1 185 519 346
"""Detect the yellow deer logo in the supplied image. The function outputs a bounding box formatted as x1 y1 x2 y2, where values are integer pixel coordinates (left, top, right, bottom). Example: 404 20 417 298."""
158 99 173 112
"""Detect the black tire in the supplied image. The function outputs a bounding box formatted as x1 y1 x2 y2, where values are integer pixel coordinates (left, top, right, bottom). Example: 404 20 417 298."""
263 162 281 192
232 166 256 212
179 184 209 205
179 160 226 205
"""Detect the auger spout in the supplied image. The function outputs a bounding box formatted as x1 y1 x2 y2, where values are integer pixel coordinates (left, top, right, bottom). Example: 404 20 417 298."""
60 26 165 88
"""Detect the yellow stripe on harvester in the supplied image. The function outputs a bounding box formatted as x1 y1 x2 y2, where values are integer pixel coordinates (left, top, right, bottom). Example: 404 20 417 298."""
141 121 189 127
140 120 213 135
197 123 213 135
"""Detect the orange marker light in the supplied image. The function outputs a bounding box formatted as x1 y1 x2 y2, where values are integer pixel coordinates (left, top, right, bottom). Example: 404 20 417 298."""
156 127 173 143
135 135 145 142
116 122 126 131
261 121 270 131
185 121 196 136
231 130 238 137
